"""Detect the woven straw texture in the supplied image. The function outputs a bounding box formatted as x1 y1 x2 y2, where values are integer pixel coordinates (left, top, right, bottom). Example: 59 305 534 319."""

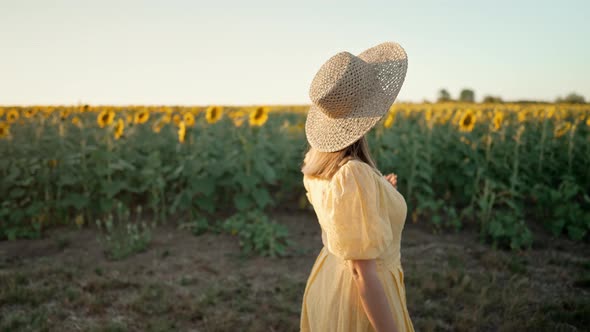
305 42 408 152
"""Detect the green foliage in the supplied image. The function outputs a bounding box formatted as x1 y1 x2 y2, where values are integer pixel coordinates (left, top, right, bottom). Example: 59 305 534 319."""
95 202 155 260
371 104 590 249
179 214 212 236
533 176 590 241
474 179 533 250
221 210 293 257
1 104 589 252
0 108 302 242
486 209 533 250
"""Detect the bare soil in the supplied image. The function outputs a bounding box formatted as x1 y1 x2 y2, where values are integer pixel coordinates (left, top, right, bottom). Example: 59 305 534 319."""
1 211 589 332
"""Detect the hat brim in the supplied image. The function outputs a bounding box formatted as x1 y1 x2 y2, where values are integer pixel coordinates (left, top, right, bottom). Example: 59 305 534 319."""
305 42 408 152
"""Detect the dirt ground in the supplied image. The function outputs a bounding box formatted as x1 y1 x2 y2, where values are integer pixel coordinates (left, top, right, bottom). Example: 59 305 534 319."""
1 210 589 332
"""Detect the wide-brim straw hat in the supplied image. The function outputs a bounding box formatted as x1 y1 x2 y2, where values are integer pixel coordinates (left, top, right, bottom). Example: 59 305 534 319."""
305 41 408 152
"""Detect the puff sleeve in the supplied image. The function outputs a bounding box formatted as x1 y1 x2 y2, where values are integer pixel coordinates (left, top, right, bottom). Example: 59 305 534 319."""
323 161 393 260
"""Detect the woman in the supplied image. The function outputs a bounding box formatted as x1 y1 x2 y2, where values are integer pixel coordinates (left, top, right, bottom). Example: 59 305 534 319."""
299 42 414 332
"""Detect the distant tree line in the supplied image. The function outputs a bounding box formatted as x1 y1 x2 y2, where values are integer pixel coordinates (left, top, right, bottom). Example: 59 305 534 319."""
436 89 586 104
555 92 586 104
437 88 480 103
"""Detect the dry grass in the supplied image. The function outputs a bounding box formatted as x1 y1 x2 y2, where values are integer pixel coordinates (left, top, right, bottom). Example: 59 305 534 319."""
0 211 588 331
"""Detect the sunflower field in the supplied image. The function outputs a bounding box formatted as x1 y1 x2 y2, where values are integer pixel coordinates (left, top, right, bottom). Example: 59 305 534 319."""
0 103 589 251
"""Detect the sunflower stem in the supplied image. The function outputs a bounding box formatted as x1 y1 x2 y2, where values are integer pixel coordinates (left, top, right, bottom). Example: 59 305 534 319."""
567 121 577 175
537 112 548 174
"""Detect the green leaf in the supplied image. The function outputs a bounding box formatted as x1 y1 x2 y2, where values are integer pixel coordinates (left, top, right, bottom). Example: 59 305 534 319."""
191 177 216 196
255 159 277 183
195 195 216 213
234 193 252 211
253 188 273 209
9 188 26 199
110 159 136 171
59 193 90 210
6 166 21 182
236 175 259 190
102 181 127 199
59 173 78 186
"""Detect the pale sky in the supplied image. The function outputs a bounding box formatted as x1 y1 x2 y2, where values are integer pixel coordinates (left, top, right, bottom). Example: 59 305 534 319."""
1 0 588 105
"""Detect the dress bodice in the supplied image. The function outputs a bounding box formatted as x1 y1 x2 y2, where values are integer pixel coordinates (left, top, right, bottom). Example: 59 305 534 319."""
303 159 408 266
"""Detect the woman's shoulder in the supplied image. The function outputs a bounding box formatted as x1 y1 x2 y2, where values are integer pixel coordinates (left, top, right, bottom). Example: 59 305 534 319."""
336 159 381 179
303 159 379 185
328 159 383 191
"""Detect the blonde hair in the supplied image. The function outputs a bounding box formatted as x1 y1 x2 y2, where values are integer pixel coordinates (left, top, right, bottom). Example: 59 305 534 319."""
301 135 378 180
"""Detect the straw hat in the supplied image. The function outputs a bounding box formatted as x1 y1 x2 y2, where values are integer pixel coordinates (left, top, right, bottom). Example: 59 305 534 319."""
305 41 408 152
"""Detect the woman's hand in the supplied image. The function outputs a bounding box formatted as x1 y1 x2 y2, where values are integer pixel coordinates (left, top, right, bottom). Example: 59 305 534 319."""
384 173 398 188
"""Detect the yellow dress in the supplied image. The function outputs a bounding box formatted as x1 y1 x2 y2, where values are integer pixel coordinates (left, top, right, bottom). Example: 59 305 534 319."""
300 159 415 332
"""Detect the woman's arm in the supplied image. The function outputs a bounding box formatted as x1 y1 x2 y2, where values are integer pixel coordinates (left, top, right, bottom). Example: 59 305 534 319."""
351 259 399 332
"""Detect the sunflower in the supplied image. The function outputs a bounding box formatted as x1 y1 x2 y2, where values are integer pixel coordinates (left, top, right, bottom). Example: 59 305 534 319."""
280 120 301 134
249 106 269 127
41 108 52 118
545 106 556 119
0 108 4 118
172 114 182 126
183 112 195 127
281 119 291 129
586 117 590 127
75 214 84 227
459 136 471 145
517 110 527 123
233 117 245 127
205 106 223 124
6 110 19 123
460 136 477 150
437 109 452 125
492 111 504 131
458 109 476 132
24 108 37 118
404 108 412 118
161 113 172 124
0 122 10 138
152 120 165 133
114 118 125 140
383 112 396 128
228 109 246 125
178 121 186 143
554 121 571 138
451 109 462 125
424 108 433 123
97 110 115 128
60 109 70 121
134 110 150 124
188 107 200 116
71 116 83 128
445 109 455 124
